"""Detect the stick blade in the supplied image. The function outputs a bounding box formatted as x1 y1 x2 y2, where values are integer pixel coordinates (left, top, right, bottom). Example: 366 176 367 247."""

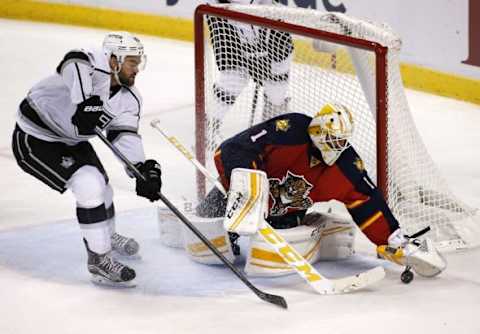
331 266 386 294
150 119 161 127
256 291 288 309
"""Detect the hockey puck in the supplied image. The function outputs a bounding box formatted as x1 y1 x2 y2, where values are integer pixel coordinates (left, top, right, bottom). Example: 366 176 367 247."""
401 269 414 284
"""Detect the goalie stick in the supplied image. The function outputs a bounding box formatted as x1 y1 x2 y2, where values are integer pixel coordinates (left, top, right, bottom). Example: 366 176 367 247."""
151 120 386 294
94 128 287 309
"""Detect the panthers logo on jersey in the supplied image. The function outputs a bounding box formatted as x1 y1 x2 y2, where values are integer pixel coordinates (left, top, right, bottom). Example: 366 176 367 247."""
269 171 314 216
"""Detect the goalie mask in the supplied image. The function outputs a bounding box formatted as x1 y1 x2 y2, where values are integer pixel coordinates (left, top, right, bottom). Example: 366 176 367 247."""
308 103 354 166
103 31 147 72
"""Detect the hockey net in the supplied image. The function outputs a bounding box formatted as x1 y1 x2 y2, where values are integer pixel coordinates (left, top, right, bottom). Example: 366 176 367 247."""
194 4 480 251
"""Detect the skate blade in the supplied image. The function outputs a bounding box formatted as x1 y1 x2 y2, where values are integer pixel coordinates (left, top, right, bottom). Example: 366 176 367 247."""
111 251 142 261
90 275 137 288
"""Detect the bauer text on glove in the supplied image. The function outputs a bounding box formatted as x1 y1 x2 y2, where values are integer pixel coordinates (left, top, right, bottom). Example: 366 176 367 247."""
71 95 106 136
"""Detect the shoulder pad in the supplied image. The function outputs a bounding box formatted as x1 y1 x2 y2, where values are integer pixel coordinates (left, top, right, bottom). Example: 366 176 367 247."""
265 113 312 144
56 50 92 74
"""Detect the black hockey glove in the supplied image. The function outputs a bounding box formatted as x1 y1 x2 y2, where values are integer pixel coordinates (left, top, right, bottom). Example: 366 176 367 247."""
71 95 104 136
135 159 162 202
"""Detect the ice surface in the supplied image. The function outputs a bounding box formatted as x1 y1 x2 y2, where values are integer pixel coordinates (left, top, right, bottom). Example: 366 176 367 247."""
0 19 479 334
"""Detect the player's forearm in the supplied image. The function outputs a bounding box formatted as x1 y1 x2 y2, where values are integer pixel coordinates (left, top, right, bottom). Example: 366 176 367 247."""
107 129 146 168
346 189 400 245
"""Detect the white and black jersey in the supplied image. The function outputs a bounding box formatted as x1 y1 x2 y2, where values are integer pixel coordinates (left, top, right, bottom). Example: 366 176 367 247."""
16 47 145 166
105 84 145 165
206 1 293 83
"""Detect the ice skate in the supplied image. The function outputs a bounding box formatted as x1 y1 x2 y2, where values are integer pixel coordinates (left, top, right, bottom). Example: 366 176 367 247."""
111 232 140 257
84 239 136 288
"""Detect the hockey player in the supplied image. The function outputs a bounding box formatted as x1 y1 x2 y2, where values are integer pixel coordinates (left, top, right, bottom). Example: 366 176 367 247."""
206 0 294 144
11 31 162 287
197 103 447 279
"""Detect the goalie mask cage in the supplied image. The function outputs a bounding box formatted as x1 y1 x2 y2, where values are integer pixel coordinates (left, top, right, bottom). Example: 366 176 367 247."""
194 4 480 251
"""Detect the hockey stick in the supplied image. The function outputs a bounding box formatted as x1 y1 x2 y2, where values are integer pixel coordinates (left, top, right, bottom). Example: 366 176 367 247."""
248 83 261 127
150 121 386 294
94 128 287 309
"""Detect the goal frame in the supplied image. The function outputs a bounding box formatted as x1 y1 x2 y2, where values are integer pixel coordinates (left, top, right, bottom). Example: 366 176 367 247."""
194 4 388 201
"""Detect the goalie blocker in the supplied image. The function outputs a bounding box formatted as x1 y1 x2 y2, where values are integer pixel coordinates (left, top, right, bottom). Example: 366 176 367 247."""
223 168 270 236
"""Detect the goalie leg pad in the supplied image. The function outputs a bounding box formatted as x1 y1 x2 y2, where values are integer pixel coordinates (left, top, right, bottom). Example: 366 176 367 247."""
158 207 236 264
305 212 356 261
224 168 269 236
157 206 184 248
183 215 235 265
244 213 356 277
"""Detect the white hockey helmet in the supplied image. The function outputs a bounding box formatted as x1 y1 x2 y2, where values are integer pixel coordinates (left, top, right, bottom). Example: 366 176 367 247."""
308 103 354 166
103 31 146 71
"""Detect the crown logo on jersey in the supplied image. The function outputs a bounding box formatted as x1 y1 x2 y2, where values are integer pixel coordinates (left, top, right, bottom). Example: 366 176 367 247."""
61 156 75 169
275 119 290 132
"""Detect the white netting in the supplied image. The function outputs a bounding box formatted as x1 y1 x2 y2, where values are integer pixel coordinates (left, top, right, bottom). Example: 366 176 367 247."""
197 4 480 250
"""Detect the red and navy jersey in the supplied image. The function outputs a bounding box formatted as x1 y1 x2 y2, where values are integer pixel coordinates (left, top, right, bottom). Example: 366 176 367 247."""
214 113 399 246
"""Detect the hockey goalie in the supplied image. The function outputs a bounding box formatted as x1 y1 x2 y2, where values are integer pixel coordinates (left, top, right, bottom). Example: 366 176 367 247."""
159 103 447 282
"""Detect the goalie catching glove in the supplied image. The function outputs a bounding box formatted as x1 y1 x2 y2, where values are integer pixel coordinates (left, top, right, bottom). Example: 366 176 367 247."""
135 159 162 202
224 168 269 236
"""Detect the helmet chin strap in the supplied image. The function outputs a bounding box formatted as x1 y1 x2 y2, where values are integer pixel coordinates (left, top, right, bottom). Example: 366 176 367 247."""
113 70 121 86
111 59 123 86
